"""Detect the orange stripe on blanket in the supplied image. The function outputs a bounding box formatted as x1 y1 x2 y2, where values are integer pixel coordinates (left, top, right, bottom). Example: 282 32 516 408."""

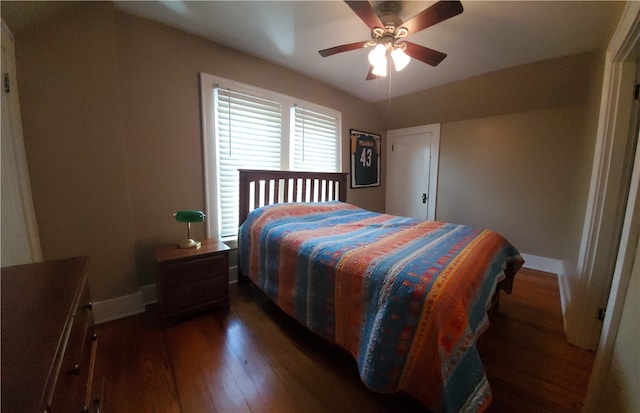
398 230 502 407
334 220 445 356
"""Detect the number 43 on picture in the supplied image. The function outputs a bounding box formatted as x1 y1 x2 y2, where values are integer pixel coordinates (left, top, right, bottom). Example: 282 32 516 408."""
350 129 381 188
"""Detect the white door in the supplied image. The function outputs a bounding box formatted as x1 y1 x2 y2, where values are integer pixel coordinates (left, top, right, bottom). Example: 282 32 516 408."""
385 124 440 220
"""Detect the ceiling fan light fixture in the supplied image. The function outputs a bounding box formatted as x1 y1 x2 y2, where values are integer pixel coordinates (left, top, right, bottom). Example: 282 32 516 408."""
372 61 387 77
391 46 410 71
318 0 464 80
368 43 387 68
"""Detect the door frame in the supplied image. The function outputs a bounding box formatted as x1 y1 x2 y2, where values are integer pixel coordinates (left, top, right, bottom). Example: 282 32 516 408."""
582 3 640 410
1 20 42 264
386 124 440 220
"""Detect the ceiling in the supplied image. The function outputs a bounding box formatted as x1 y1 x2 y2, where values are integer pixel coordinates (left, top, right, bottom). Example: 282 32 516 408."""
3 1 624 103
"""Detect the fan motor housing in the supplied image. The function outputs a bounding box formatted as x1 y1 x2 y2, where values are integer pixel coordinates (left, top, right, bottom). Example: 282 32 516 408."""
376 1 402 28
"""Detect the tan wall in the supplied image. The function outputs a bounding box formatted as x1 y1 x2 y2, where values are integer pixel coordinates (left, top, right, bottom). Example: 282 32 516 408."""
13 3 139 301
437 106 590 258
376 53 599 128
12 3 385 300
376 53 603 263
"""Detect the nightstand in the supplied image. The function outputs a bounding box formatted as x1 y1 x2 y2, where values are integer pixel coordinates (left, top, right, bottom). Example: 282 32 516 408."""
153 238 230 322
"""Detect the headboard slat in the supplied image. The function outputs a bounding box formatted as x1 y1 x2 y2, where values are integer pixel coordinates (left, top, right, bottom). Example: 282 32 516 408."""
265 180 272 205
239 169 349 227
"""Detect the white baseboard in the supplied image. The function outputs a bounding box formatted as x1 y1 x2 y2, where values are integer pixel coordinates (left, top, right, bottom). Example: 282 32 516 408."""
140 283 158 306
520 253 565 276
93 284 159 325
557 267 572 328
93 291 146 325
229 265 238 284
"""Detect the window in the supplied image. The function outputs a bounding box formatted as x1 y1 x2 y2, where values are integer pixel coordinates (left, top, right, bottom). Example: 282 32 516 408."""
200 73 341 240
292 107 338 172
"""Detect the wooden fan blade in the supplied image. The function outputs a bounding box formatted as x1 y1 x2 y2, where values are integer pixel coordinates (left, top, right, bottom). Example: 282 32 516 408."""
404 42 447 66
400 0 463 34
319 41 368 57
345 0 384 30
366 66 380 80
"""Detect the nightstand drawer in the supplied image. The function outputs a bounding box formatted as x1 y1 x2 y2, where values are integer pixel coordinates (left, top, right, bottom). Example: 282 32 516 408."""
163 277 228 313
164 253 227 288
154 239 230 322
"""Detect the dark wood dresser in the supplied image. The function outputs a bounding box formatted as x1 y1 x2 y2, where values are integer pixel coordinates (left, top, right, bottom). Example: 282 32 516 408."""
1 256 99 412
154 238 230 323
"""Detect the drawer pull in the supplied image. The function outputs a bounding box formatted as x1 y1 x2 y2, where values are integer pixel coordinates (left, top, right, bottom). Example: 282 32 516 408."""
68 363 80 376
90 332 98 342
83 301 93 310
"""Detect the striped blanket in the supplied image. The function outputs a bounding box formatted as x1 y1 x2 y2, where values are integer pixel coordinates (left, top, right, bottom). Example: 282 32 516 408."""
238 202 523 412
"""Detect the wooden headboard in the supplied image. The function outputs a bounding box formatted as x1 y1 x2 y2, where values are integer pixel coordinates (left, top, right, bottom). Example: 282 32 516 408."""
238 169 348 226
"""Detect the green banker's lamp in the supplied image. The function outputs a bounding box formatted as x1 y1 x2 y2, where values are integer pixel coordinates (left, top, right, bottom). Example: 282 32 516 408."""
174 210 205 249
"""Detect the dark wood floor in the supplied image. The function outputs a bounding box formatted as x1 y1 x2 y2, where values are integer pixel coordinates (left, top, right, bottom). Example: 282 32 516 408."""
93 268 595 413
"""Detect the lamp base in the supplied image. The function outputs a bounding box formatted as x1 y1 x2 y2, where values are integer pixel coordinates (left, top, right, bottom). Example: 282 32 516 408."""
178 239 201 249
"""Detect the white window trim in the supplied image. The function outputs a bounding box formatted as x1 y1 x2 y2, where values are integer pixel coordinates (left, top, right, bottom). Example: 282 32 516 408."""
199 72 342 240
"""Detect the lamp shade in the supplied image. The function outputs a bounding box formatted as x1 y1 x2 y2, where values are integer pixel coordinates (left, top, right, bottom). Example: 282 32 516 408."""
368 44 387 68
371 62 387 77
174 210 205 223
174 210 205 249
391 47 411 71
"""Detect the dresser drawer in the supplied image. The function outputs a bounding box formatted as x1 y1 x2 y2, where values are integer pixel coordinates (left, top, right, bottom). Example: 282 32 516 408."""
46 282 96 412
1 257 94 413
163 277 228 313
164 253 228 288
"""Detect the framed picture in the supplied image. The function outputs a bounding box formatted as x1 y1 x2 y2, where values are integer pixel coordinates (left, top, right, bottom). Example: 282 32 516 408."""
350 129 381 188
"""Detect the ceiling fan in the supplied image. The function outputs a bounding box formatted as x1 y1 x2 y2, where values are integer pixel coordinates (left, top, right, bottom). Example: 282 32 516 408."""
319 1 463 80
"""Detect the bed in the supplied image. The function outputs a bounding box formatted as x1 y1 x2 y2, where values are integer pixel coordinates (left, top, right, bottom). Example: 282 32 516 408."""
237 169 524 413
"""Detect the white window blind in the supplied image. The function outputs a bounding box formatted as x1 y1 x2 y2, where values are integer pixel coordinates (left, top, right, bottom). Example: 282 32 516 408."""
201 72 341 240
216 88 281 238
292 107 338 172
